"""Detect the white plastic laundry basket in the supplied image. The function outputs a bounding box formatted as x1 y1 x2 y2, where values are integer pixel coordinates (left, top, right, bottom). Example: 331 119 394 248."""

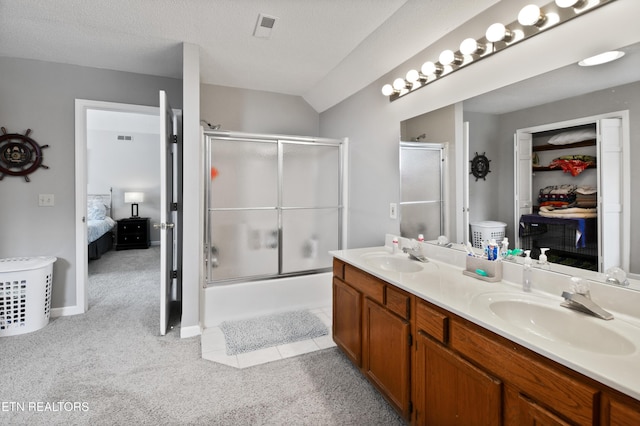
0 256 56 337
470 221 507 249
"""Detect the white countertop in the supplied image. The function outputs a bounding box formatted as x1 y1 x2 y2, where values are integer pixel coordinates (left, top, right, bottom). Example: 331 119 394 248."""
330 244 640 401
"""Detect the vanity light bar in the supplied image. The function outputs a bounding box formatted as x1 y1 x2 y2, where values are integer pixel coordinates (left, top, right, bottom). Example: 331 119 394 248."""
381 0 616 101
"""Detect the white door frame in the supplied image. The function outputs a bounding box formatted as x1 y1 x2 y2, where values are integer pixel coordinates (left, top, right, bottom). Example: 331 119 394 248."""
513 110 630 273
74 99 160 314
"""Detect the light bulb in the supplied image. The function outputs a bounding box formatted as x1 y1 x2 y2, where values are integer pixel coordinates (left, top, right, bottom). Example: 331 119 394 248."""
406 69 420 83
460 38 484 55
393 78 407 90
518 5 545 27
486 23 513 42
421 61 442 76
439 49 462 66
381 84 394 96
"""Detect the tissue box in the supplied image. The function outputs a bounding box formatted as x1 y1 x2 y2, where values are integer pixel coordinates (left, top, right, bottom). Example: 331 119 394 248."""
463 256 503 283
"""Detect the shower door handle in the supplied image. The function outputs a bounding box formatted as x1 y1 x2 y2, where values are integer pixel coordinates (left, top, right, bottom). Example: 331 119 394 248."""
154 222 175 230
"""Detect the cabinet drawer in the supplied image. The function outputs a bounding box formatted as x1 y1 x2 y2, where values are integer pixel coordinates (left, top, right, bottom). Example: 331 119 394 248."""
344 265 384 304
333 258 345 280
385 285 410 320
450 319 598 425
416 300 448 343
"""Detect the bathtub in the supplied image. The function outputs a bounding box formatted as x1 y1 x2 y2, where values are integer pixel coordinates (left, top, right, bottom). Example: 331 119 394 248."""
202 272 333 327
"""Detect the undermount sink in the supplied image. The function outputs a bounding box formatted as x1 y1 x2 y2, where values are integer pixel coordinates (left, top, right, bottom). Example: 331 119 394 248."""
361 252 424 273
474 293 636 356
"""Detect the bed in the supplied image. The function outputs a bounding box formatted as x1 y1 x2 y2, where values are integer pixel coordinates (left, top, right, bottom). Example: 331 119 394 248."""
88 191 116 260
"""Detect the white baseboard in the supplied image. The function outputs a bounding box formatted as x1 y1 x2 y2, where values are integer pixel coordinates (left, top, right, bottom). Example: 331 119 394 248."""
180 324 201 338
50 305 84 318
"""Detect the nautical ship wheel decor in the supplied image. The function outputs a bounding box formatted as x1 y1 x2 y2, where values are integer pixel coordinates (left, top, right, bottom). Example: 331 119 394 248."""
470 151 491 181
0 127 50 182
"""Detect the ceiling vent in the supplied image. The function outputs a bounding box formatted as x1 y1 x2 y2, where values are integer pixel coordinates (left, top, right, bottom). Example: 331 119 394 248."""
253 13 277 39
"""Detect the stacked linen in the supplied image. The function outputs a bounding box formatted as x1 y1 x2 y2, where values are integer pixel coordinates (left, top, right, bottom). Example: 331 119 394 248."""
537 184 577 208
538 185 597 218
575 185 597 208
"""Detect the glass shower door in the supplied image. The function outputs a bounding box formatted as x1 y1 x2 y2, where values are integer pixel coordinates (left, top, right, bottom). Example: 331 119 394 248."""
399 142 444 241
206 134 343 284
207 137 279 281
281 141 341 274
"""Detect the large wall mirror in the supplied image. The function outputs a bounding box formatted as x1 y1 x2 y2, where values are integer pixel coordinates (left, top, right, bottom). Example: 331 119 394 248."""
403 40 639 287
462 40 639 282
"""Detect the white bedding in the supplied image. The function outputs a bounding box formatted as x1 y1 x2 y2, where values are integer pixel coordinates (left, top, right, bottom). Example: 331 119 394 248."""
88 217 116 243
87 192 114 244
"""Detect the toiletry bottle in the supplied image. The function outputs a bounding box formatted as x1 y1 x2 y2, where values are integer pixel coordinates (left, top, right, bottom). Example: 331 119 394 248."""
501 237 509 259
392 238 399 254
538 248 549 264
488 239 498 261
523 250 533 292
417 234 424 242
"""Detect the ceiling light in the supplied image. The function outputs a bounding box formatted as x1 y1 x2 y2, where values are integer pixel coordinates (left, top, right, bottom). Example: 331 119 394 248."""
439 50 463 66
518 5 546 27
578 50 625 66
486 23 514 43
555 0 587 8
460 38 485 55
421 61 443 76
381 84 395 96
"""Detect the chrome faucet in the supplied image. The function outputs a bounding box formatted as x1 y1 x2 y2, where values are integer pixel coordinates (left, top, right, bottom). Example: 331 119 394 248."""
403 243 429 263
560 291 614 320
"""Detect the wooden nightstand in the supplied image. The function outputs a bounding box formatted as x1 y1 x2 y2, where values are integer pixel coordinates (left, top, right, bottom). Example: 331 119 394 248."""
116 217 150 250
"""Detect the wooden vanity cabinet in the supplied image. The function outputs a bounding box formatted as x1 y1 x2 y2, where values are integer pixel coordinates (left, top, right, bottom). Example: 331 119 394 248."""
332 260 412 420
413 299 502 425
332 259 640 425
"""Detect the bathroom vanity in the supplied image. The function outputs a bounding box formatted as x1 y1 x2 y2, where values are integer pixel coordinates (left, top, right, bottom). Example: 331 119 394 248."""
331 245 640 425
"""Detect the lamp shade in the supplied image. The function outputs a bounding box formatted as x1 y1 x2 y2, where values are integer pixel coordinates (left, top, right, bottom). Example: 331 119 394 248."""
124 192 145 203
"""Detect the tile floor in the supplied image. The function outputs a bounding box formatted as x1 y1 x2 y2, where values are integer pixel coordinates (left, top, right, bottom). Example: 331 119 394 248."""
201 306 336 369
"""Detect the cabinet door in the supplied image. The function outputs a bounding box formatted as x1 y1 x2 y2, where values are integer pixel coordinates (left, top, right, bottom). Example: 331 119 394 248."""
414 331 502 425
332 278 362 366
518 393 572 426
606 397 640 426
363 298 411 419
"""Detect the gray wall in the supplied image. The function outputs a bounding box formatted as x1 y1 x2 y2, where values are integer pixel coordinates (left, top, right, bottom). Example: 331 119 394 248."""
0 57 182 309
464 112 503 227
200 83 319 136
87 129 161 243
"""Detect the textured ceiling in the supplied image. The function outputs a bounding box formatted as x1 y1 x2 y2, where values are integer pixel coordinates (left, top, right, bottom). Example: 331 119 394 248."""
0 0 499 112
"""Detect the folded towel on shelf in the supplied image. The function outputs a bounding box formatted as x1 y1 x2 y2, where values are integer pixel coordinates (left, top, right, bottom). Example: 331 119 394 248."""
538 184 577 205
576 185 597 195
538 205 597 218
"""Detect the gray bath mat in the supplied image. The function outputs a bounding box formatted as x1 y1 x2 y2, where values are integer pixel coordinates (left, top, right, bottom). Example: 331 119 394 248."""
220 310 328 356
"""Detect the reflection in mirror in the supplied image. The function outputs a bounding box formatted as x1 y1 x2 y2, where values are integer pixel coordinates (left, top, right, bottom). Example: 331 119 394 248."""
461 41 640 283
425 240 640 292
399 142 444 241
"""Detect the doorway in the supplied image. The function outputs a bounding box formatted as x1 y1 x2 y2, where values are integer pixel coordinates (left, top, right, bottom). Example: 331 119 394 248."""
74 100 161 313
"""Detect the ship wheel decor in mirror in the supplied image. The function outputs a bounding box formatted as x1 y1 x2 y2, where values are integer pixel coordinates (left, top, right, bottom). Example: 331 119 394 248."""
0 127 50 182
470 152 491 181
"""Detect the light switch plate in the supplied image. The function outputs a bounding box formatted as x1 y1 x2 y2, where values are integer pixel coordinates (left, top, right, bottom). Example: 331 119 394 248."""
389 203 397 219
39 194 54 206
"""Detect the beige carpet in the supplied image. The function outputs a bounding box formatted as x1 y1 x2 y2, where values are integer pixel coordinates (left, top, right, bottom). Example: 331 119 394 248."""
0 247 403 425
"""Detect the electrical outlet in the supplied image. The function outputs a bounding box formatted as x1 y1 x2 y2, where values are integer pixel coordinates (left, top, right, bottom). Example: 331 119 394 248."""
389 203 397 219
38 194 54 206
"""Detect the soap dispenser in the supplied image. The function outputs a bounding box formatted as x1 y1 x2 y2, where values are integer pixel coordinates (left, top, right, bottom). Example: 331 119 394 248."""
538 248 550 270
523 250 533 292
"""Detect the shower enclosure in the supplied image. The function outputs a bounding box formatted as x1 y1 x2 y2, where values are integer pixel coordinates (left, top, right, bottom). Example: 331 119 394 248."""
204 131 345 285
399 142 445 241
